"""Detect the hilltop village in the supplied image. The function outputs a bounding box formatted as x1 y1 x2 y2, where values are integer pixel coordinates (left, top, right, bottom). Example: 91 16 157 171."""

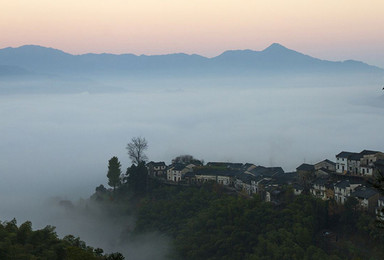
146 150 384 217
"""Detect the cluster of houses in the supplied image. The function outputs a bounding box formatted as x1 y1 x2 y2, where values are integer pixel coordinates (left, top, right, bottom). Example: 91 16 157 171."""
146 149 384 217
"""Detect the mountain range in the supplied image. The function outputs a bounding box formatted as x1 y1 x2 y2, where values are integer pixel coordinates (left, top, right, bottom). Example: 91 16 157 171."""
0 43 383 78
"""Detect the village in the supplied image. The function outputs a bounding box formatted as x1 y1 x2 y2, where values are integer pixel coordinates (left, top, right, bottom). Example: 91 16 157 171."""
146 150 384 218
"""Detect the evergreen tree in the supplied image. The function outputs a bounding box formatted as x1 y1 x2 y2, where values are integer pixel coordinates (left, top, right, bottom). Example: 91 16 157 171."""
107 156 122 191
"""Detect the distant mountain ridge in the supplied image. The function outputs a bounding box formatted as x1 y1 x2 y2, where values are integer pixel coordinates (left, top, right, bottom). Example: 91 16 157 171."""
0 43 383 77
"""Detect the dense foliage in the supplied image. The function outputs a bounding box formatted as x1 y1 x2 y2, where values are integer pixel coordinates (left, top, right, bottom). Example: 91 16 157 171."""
0 219 124 260
130 183 384 260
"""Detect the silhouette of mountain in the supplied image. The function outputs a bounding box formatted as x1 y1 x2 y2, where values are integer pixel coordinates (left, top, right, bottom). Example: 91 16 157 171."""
0 43 382 76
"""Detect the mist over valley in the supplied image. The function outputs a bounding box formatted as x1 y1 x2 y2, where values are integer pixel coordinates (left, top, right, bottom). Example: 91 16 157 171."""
1 44 384 259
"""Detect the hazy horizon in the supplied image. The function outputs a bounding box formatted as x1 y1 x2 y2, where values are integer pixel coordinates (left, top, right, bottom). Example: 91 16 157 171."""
2 1 384 68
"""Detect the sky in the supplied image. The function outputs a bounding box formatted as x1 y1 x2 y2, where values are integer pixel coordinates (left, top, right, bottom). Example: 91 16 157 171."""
1 0 384 68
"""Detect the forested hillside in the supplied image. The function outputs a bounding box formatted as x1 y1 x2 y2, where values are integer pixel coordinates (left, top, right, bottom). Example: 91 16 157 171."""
94 176 384 260
0 219 124 260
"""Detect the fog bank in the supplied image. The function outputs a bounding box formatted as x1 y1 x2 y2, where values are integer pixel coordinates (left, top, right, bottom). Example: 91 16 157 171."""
0 78 383 258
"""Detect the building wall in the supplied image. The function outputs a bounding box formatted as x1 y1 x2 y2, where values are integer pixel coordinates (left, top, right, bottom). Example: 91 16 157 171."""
347 159 361 175
315 161 336 171
336 157 348 173
360 153 384 176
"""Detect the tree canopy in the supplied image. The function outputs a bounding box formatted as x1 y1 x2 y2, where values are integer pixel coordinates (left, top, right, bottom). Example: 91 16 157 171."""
125 161 148 196
0 219 123 259
172 154 203 165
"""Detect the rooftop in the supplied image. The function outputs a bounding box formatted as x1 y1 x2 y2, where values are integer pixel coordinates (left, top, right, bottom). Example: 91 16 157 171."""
336 151 354 158
351 186 379 199
147 161 166 167
193 167 241 177
315 159 336 166
249 166 284 177
296 163 315 172
206 162 244 169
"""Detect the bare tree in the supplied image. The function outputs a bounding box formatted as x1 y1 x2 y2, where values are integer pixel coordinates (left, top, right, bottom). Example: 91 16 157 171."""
126 137 148 165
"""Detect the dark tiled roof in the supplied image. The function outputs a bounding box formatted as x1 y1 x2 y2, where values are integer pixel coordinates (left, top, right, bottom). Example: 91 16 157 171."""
296 163 315 172
312 178 329 186
336 151 353 158
336 150 381 161
169 163 186 171
193 167 241 177
236 172 256 184
249 166 284 177
316 168 334 174
271 172 297 185
206 162 244 169
149 161 166 167
315 159 336 166
360 150 380 155
351 186 379 199
348 153 363 161
334 178 363 189
184 172 195 178
334 180 351 189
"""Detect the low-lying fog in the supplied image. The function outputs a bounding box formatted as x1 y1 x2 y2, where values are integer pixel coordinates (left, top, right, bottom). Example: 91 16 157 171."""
0 76 383 258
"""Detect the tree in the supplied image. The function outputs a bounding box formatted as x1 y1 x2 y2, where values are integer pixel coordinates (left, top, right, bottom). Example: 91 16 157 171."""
126 137 148 165
107 252 125 260
172 154 203 165
125 161 148 195
107 156 122 191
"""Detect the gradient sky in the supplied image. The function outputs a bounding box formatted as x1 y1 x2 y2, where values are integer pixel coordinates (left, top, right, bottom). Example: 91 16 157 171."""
1 0 384 67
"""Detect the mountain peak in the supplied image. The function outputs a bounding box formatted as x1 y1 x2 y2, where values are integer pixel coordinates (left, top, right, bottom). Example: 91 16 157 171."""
263 43 290 52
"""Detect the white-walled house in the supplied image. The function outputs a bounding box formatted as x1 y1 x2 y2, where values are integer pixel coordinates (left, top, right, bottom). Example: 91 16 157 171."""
333 179 362 204
310 178 331 200
194 168 240 186
167 164 191 182
347 153 364 175
335 150 383 176
336 151 352 174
